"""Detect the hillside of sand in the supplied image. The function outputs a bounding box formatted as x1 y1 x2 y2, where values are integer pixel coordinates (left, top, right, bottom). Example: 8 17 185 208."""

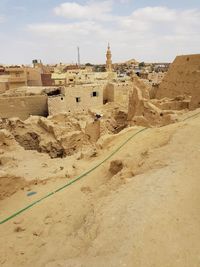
0 108 200 267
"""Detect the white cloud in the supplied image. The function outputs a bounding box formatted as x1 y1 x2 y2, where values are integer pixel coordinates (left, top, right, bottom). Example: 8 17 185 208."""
13 5 200 63
28 20 107 36
120 0 131 3
54 1 113 20
0 15 5 23
131 6 176 22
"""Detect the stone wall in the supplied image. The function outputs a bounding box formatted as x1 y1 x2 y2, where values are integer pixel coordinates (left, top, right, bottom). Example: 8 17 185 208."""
0 95 48 120
156 54 200 109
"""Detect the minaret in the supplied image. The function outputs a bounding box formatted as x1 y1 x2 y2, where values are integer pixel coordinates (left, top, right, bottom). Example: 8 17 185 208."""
106 43 112 72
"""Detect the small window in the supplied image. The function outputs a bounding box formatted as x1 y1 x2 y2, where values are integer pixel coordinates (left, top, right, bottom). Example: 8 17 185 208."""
76 97 81 103
92 91 99 97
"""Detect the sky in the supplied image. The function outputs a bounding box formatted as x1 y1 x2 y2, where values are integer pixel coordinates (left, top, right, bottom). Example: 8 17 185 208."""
0 0 200 65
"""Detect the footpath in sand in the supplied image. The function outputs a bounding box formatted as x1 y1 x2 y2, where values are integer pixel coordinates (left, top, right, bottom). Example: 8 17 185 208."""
1 110 200 267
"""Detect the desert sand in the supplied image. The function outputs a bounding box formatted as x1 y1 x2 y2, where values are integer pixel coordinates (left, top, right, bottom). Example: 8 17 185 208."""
1 108 200 267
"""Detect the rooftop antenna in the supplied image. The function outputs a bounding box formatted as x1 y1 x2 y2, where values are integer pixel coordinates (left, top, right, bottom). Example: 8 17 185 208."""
77 46 80 67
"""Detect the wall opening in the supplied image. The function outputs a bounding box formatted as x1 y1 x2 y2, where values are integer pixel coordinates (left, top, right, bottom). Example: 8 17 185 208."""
47 89 61 96
92 91 99 97
76 97 81 103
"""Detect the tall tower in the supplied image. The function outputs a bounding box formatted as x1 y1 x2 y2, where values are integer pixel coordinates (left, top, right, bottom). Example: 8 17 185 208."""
106 43 112 72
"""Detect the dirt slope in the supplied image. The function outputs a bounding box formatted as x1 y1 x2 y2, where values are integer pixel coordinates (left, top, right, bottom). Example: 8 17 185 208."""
1 110 200 267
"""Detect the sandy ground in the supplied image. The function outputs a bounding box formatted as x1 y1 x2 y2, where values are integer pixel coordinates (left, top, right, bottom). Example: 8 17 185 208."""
1 110 200 267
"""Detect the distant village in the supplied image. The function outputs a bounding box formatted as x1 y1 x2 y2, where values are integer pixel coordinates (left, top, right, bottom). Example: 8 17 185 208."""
0 45 169 120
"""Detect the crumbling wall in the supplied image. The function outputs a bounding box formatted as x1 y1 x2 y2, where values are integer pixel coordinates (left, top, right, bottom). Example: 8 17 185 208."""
103 83 114 103
156 54 200 110
85 120 100 142
48 96 66 115
127 86 178 127
0 82 9 94
131 74 150 99
127 86 144 121
104 82 133 106
0 95 48 120
151 96 190 110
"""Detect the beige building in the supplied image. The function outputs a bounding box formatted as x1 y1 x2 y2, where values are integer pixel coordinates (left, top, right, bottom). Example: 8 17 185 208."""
4 67 27 89
48 84 104 115
0 65 43 91
26 67 42 86
51 73 67 86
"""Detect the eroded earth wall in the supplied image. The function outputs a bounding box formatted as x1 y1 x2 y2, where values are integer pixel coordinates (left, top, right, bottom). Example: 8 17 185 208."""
0 95 48 120
156 54 200 109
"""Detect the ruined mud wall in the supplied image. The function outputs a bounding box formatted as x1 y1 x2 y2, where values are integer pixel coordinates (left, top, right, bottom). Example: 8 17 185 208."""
48 96 66 115
104 82 132 106
0 82 9 94
156 54 200 109
0 95 48 120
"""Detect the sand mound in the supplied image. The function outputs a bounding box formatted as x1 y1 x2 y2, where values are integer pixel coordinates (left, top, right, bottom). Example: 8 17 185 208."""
1 109 200 266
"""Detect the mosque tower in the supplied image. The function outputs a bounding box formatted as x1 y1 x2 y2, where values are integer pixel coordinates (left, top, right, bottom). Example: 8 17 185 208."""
106 43 113 72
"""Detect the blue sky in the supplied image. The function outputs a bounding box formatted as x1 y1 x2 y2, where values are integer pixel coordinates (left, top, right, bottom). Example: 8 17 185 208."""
0 0 200 64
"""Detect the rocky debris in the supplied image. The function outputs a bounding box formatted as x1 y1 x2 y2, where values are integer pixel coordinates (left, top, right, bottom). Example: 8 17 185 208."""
151 96 190 110
109 160 124 175
14 132 41 151
127 86 183 127
0 115 93 158
113 110 128 133
0 129 21 151
39 141 66 158
14 226 26 233
59 131 90 156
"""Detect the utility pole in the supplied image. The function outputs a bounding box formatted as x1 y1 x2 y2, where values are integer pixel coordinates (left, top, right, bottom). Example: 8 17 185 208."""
77 46 80 67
